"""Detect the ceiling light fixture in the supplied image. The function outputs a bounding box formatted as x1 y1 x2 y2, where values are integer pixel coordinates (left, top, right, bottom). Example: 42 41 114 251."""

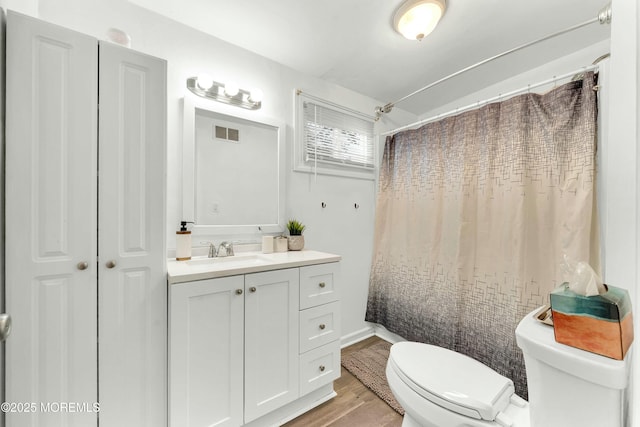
186 76 262 110
393 0 446 41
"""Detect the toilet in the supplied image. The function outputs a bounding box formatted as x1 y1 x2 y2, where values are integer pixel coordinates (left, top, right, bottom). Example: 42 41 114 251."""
386 307 632 427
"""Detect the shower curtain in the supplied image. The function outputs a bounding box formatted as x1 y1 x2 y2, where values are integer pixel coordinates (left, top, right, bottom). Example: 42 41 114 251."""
366 72 599 398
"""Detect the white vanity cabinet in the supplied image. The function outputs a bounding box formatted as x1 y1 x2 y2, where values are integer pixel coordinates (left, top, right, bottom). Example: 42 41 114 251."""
169 254 341 427
244 269 300 422
170 276 245 427
298 264 341 396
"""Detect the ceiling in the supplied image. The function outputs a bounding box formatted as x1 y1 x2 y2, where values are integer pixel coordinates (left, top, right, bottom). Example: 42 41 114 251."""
130 0 611 115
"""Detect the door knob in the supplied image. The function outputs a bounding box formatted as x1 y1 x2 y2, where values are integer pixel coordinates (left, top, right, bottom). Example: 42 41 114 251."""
77 261 89 270
236 289 243 295
0 314 12 342
250 287 257 293
106 260 116 269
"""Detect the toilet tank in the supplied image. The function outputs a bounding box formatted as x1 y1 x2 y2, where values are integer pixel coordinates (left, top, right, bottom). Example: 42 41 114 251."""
516 308 631 427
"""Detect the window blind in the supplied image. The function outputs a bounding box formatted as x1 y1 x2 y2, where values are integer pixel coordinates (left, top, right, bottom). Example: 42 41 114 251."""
303 100 375 170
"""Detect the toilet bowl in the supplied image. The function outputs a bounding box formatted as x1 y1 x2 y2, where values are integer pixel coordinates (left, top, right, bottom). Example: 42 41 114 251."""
386 307 631 427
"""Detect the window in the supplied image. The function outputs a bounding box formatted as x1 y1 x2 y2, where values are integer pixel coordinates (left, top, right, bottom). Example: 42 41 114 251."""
295 92 376 179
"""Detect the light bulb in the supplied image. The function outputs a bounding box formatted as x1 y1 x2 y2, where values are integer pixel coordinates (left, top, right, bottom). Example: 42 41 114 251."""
248 88 264 104
197 74 214 90
224 81 239 97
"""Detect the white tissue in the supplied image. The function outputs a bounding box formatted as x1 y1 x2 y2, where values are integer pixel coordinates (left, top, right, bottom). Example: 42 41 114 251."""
568 261 606 296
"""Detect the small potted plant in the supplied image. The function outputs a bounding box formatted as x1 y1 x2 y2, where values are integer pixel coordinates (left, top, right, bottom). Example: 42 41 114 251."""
286 219 306 251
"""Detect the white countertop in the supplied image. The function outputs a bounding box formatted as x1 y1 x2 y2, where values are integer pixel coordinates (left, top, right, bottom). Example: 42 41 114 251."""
167 249 341 284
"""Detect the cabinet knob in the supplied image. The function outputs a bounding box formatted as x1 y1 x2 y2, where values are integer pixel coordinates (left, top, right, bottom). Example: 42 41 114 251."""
319 365 325 372
319 282 326 288
319 324 326 330
236 289 243 295
77 261 89 271
250 287 257 293
106 260 116 269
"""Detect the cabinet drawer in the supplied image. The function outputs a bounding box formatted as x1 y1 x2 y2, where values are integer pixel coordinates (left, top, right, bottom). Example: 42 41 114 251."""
299 341 341 396
299 301 340 353
300 263 339 309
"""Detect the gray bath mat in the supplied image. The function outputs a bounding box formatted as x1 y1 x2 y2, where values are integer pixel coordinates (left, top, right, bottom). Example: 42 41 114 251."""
341 340 405 416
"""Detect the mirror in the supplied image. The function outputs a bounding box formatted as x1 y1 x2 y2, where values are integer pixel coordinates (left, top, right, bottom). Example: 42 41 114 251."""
182 96 285 235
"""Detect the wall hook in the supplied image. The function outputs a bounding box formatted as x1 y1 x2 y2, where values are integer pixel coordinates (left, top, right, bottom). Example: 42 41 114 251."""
354 203 360 209
321 202 326 208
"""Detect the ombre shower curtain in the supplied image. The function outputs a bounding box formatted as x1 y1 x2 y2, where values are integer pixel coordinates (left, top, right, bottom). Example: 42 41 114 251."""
366 72 599 397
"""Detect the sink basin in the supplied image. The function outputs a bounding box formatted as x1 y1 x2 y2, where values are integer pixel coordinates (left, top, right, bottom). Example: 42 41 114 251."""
186 254 271 268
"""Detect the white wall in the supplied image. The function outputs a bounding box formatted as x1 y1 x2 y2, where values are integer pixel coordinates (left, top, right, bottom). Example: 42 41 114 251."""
0 0 417 343
606 1 639 426
415 40 610 120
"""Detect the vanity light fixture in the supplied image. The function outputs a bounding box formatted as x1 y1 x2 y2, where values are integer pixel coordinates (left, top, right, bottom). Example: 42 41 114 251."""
393 0 446 41
187 76 262 110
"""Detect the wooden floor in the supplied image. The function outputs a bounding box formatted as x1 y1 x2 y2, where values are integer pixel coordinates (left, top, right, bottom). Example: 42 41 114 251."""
284 336 403 427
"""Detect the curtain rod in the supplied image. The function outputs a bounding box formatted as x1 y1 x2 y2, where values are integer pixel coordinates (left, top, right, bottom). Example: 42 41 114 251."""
381 63 601 137
375 2 612 117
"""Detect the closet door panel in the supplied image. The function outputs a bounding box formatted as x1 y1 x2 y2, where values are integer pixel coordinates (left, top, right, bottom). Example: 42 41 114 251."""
5 11 98 427
97 42 167 427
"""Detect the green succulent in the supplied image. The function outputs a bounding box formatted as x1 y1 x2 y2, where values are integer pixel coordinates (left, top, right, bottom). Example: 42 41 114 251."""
286 219 306 235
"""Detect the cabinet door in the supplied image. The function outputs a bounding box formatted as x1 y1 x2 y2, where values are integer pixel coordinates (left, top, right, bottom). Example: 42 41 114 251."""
5 11 98 427
170 277 244 427
244 268 300 422
97 42 167 427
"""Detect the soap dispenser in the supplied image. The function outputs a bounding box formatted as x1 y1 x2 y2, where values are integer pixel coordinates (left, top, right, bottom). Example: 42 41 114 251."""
176 221 193 261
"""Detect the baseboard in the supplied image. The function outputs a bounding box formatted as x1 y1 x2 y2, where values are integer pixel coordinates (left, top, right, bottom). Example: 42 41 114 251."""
244 384 336 427
340 326 375 348
372 324 407 344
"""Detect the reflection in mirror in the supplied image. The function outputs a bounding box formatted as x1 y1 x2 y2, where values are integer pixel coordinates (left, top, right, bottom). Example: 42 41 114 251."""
182 96 285 236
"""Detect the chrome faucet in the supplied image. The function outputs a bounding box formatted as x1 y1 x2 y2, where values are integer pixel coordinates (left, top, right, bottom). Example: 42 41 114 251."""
201 241 217 258
218 241 234 257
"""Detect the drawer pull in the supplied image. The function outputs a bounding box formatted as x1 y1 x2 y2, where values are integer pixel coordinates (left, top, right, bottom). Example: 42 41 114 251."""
250 286 257 293
319 365 325 372
77 261 89 271
236 289 243 295
319 282 326 288
319 324 326 330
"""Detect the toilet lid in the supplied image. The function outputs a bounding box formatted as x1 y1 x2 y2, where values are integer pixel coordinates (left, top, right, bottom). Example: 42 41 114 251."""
389 342 515 421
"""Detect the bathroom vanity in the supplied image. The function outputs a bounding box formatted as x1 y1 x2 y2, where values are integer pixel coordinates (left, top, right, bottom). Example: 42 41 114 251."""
168 250 341 427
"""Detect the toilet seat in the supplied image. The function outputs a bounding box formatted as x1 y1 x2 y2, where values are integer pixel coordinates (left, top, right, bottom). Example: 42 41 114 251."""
389 342 515 422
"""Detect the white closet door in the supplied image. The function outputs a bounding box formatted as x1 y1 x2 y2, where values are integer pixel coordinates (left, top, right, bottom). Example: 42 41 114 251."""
0 11 6 427
97 42 167 427
5 11 98 427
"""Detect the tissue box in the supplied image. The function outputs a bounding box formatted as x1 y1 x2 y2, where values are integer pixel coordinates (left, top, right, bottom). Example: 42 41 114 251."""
550 283 634 360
